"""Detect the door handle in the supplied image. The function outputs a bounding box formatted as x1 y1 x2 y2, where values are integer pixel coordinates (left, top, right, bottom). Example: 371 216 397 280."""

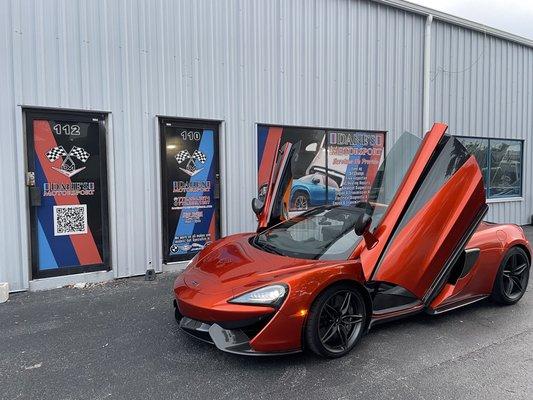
214 173 220 199
29 187 42 207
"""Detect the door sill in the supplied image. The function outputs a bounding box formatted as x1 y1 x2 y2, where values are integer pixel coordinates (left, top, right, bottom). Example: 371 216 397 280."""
29 270 114 292
369 302 425 329
426 295 488 315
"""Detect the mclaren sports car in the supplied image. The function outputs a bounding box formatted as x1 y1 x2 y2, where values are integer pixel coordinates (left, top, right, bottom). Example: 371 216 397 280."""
173 123 531 358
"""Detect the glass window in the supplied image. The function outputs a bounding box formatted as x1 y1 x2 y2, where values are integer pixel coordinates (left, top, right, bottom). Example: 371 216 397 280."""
393 136 470 235
489 139 522 198
457 137 489 191
252 131 423 261
456 136 523 199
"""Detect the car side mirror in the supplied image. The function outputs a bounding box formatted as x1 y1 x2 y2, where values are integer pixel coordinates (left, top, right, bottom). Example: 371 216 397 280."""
251 198 265 216
311 177 320 185
354 213 378 249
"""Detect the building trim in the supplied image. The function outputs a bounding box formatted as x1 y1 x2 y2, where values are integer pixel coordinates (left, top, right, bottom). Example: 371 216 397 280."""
373 0 533 48
487 197 524 204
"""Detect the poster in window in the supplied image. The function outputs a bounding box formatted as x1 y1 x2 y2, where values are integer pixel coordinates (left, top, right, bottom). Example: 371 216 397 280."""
257 125 386 214
28 114 109 278
162 122 220 262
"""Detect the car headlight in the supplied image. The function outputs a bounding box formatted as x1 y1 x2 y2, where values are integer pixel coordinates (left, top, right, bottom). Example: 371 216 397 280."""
229 284 288 307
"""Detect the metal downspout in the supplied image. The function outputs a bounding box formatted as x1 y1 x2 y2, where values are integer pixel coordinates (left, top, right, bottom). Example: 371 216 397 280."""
423 14 433 134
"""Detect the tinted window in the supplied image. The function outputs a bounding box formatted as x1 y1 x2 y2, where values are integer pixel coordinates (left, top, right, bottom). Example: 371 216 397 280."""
394 135 470 234
490 139 522 198
457 137 488 191
367 132 422 229
456 136 523 199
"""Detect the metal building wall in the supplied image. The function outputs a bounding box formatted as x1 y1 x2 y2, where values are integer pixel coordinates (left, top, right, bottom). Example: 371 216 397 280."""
429 20 533 224
1 0 531 291
0 0 426 291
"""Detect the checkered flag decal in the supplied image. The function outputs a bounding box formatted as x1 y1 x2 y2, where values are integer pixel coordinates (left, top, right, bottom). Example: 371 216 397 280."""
175 150 190 164
69 146 90 163
191 149 207 164
45 146 68 162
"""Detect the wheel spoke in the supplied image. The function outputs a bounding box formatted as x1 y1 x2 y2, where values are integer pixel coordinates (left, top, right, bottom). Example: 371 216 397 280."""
325 302 339 318
513 263 528 276
320 323 337 343
504 276 514 295
511 254 517 269
340 292 351 315
341 314 363 325
510 275 523 293
337 325 348 348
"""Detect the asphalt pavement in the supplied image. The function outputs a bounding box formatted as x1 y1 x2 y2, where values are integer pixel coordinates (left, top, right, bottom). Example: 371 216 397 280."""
1 227 532 400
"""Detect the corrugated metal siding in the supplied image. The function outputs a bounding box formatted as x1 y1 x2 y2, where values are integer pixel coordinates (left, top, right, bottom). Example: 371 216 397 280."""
1 0 531 291
0 0 426 290
429 20 533 224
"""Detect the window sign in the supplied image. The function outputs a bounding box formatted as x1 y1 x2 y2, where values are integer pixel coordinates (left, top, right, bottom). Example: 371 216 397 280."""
327 131 385 206
257 125 386 214
160 119 221 262
26 110 109 279
257 126 327 212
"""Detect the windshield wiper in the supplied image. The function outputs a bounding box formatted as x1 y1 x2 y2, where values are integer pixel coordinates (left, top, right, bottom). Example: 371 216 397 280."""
254 237 285 256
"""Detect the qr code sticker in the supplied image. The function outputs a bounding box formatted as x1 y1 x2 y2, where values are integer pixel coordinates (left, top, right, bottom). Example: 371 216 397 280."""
53 204 88 236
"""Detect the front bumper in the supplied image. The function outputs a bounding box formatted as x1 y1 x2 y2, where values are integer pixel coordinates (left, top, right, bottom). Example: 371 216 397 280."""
177 313 301 356
173 274 310 353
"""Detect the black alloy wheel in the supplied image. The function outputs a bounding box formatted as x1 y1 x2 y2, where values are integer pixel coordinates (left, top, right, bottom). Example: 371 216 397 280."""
492 247 530 305
305 284 367 358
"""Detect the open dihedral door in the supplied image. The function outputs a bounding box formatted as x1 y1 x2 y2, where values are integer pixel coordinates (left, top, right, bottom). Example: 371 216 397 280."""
252 141 300 232
362 123 487 308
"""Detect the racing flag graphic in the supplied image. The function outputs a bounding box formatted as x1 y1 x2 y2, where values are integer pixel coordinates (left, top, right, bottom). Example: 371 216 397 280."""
45 146 68 162
191 149 207 163
175 149 207 176
69 146 90 163
45 145 91 177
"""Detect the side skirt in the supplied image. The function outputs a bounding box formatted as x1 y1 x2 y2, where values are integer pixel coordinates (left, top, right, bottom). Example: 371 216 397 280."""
426 295 489 315
368 303 425 329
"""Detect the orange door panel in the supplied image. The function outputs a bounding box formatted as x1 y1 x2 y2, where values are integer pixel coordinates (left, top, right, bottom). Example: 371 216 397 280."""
372 156 486 298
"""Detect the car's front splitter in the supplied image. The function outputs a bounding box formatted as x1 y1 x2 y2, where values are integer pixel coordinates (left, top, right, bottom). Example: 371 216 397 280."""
178 316 301 356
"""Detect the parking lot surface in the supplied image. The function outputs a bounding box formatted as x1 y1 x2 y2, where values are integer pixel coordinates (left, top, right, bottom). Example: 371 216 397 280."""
1 227 532 400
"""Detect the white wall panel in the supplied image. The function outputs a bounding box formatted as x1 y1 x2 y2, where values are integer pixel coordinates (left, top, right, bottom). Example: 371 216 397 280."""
0 0 531 291
430 20 533 224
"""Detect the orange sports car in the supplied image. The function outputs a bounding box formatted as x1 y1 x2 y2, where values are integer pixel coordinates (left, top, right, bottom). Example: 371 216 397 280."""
173 123 531 358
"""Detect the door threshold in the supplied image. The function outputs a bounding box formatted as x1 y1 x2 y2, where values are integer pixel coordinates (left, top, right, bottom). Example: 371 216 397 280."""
29 270 114 292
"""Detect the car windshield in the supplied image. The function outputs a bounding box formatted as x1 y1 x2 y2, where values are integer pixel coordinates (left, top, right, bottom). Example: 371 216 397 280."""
254 132 423 260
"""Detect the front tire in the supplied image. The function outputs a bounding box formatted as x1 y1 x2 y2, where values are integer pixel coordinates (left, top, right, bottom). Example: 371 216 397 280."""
305 283 367 358
291 191 309 211
491 247 530 305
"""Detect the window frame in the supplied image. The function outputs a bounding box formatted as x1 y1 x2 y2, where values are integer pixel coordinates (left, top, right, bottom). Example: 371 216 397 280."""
455 135 524 200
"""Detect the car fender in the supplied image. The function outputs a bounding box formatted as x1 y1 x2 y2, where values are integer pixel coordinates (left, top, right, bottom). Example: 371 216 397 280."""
249 260 367 352
290 183 311 198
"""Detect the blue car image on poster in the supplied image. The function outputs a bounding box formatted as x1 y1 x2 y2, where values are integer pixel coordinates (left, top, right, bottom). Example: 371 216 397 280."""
290 168 342 211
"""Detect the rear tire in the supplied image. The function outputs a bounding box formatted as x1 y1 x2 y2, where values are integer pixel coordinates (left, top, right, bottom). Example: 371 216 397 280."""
305 283 367 358
491 247 530 305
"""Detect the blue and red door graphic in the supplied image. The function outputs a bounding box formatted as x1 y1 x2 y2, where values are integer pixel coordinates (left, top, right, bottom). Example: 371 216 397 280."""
160 119 221 262
26 111 109 278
